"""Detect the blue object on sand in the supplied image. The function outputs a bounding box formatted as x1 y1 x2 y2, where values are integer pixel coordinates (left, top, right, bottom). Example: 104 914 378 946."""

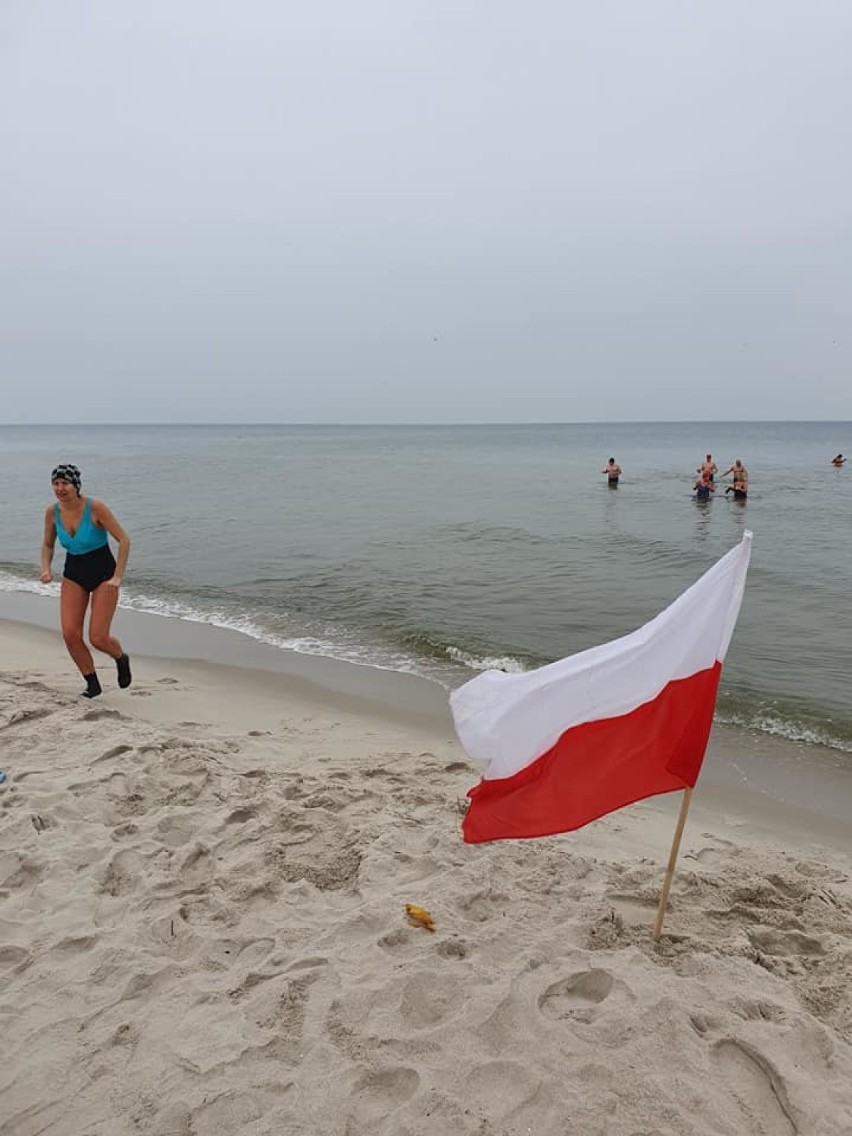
0 771 6 784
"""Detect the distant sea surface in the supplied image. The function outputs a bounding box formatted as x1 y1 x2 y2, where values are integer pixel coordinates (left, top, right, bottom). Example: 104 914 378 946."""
2 422 851 756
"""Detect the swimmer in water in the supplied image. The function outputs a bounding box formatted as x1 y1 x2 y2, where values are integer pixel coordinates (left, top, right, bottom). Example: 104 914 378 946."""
831 454 846 467
693 470 715 500
602 458 622 487
697 454 718 484
722 459 749 500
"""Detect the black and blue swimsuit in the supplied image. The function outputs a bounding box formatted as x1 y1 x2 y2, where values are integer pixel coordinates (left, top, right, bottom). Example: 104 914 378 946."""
55 500 116 592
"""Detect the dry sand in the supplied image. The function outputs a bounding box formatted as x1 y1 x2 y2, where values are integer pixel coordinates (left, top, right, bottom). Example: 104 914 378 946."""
0 613 850 1135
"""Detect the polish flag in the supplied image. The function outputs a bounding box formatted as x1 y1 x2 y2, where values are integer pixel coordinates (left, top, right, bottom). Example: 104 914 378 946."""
451 532 752 843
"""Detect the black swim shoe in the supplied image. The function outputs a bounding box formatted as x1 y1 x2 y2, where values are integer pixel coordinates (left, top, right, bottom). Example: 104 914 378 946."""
82 672 102 699
116 654 132 690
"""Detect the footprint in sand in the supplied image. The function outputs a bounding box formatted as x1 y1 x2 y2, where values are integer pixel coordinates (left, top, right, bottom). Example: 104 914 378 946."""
264 815 361 891
378 927 411 953
712 1039 798 1135
1 707 53 729
538 968 615 1023
53 934 98 955
145 1101 194 1136
436 938 469 960
222 805 258 826
684 833 738 865
156 813 196 848
0 944 32 973
231 937 277 970
119 965 180 1006
346 1066 420 1126
464 1060 540 1120
765 873 810 901
689 1013 717 1037
457 888 507 923
282 778 310 801
399 970 464 1028
746 927 825 957
190 1089 265 1133
82 708 127 721
93 744 134 764
685 846 725 865
287 955 328 973
111 821 139 839
254 969 321 1045
735 999 786 1023
301 790 348 811
179 841 215 883
0 851 44 892
98 849 145 897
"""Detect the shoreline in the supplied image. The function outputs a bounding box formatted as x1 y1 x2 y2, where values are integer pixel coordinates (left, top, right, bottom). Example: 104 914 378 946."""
0 590 450 723
4 540 851 761
1 590 849 849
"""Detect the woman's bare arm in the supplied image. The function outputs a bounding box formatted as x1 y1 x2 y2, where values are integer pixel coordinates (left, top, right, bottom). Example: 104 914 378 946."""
40 505 56 582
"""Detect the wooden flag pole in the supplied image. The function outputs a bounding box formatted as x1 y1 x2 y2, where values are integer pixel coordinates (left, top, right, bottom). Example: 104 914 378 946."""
651 787 694 942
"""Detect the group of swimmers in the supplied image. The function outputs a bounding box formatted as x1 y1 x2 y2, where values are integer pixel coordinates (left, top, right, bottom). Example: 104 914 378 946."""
601 453 749 499
693 454 748 501
603 450 846 501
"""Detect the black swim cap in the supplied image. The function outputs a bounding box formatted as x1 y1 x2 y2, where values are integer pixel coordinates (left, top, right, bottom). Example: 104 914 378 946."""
51 463 82 494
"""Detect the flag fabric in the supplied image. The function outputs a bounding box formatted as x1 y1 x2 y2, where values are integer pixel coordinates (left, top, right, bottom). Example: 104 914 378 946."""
451 532 752 843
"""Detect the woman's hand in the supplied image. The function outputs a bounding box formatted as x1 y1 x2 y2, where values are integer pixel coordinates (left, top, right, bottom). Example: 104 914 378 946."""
105 576 122 590
40 570 52 584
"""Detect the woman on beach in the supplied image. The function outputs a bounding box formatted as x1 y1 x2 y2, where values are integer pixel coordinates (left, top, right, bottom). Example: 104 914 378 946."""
722 459 749 500
40 464 132 698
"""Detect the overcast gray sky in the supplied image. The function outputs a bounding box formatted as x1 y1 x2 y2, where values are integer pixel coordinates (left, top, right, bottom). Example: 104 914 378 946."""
3 1 850 423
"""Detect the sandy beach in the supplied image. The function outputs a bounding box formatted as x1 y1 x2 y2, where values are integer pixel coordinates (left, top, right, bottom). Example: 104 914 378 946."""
1 604 850 1135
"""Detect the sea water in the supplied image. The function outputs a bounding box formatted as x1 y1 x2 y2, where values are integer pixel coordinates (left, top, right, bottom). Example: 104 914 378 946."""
2 422 850 755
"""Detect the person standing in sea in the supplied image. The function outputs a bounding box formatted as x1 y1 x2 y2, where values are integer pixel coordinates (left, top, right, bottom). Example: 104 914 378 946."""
39 464 132 698
697 453 718 483
693 469 715 500
602 457 622 487
722 459 749 500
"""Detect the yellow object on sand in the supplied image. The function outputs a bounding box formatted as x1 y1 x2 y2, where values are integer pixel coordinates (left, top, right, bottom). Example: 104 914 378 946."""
405 903 435 932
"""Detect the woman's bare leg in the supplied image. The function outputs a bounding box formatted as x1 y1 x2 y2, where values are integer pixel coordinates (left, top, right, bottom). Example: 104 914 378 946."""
89 584 131 688
88 583 122 659
60 579 95 674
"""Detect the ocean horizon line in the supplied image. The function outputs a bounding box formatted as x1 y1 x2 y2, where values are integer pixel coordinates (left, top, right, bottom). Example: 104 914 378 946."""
4 418 851 429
